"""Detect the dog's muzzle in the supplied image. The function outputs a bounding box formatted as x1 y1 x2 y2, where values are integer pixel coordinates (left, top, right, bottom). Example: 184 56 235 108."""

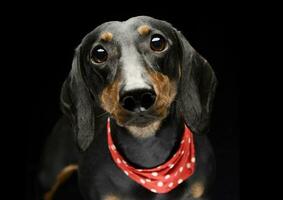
119 88 156 113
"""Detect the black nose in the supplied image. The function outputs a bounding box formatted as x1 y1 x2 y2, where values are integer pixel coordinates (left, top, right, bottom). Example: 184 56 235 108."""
120 89 156 112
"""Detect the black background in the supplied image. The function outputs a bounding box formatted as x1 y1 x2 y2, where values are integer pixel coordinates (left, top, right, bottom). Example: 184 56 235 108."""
23 3 239 200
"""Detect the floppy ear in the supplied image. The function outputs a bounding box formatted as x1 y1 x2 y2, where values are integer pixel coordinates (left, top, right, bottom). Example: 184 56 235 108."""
60 48 95 151
176 31 217 134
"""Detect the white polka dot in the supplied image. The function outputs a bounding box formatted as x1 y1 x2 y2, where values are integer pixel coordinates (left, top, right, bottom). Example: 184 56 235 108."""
152 172 158 176
168 182 174 188
146 179 151 182
111 145 116 151
137 169 143 172
122 160 127 165
157 181 163 187
116 158 121 164
124 171 129 176
169 164 174 169
181 150 185 155
150 189 157 193
178 179 183 184
157 166 161 169
179 167 183 173
186 163 191 169
188 138 191 143
181 140 184 144
191 157 196 163
140 179 145 184
173 154 177 157
165 174 170 179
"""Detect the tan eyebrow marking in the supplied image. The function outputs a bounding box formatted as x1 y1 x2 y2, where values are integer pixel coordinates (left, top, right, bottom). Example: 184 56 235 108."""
100 32 113 42
137 25 151 36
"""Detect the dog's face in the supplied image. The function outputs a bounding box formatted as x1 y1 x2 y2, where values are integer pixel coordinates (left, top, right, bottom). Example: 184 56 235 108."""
80 17 181 128
61 16 217 151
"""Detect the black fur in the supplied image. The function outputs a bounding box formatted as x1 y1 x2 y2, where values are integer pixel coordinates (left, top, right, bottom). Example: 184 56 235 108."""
39 16 217 200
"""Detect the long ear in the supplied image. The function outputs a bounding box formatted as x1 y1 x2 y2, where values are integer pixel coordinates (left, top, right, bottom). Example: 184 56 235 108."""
176 32 217 134
60 48 95 151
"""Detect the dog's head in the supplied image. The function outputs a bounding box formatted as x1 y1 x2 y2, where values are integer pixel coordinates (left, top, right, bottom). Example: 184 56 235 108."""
61 16 217 151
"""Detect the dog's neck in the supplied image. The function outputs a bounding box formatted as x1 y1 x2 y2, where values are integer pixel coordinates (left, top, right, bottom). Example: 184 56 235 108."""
110 107 184 168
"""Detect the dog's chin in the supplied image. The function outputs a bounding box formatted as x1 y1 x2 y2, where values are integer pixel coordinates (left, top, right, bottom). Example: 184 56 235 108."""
110 104 171 137
125 119 162 138
124 115 159 127
116 113 166 138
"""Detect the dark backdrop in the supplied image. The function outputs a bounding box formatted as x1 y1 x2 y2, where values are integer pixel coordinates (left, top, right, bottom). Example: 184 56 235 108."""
25 4 239 200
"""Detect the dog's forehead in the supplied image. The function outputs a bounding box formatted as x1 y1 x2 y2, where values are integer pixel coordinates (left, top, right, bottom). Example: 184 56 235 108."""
90 16 173 42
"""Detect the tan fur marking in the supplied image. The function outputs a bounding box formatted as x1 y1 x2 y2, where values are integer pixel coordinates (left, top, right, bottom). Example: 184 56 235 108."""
103 195 120 200
148 70 177 119
137 25 151 36
126 120 161 138
44 164 78 200
191 182 205 198
100 32 113 42
100 77 128 126
100 79 120 113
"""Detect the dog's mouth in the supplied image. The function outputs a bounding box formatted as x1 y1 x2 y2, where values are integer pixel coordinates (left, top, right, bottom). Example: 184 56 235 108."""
115 93 175 129
122 111 161 127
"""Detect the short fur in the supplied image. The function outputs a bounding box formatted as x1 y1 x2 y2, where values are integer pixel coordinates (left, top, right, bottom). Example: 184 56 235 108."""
39 16 217 200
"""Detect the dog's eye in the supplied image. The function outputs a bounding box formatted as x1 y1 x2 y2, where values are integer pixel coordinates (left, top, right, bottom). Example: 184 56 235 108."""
150 34 166 51
90 45 108 63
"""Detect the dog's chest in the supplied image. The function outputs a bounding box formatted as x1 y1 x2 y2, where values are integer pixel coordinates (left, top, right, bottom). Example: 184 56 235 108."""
79 120 212 200
92 157 195 200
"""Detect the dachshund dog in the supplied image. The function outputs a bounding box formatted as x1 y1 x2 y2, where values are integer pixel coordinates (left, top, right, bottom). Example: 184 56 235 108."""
39 16 217 200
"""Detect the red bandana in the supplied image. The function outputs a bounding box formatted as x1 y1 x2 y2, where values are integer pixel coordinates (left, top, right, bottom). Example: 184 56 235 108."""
107 118 196 194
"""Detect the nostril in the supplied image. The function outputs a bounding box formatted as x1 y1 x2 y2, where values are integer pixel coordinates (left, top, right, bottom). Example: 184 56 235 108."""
121 96 136 111
120 89 156 112
141 92 156 109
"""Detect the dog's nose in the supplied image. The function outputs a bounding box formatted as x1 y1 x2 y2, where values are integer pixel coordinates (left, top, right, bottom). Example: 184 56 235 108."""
120 89 156 112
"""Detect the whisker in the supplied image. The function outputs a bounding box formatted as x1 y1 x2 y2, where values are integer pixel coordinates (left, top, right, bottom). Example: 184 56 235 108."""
96 111 109 119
